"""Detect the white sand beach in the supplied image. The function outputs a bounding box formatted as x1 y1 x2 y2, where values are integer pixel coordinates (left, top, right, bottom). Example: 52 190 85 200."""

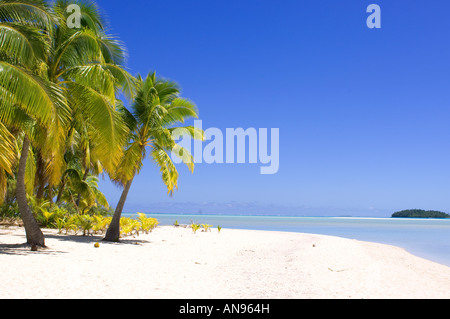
0 225 449 299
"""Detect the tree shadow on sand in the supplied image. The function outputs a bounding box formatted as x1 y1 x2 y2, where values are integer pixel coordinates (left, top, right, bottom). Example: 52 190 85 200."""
0 242 67 256
44 232 152 246
0 228 152 255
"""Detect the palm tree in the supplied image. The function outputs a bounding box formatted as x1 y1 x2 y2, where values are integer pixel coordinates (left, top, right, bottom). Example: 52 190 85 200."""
56 170 109 214
41 0 135 190
103 72 203 242
0 0 134 246
0 0 67 245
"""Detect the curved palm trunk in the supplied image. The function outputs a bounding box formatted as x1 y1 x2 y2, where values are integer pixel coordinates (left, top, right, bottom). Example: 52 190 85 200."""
103 177 134 242
16 135 45 247
48 182 54 205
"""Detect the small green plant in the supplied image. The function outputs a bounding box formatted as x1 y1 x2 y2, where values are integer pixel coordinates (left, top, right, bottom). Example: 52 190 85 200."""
191 223 201 234
201 224 213 232
120 217 141 237
40 210 55 227
137 213 158 234
64 216 79 235
217 225 222 234
55 217 66 234
76 215 94 236
91 215 110 234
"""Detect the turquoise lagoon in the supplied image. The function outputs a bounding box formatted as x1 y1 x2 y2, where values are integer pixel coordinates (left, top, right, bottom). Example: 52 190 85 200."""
124 213 450 267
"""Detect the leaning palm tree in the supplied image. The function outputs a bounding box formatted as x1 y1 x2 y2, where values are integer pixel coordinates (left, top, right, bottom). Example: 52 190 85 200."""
0 0 134 246
0 0 68 245
103 72 203 242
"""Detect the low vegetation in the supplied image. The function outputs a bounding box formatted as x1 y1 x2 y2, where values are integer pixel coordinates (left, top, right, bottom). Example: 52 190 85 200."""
0 202 158 239
190 222 216 233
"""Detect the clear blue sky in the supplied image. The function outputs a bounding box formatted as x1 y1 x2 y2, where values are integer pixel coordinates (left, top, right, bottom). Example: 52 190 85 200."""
96 0 450 217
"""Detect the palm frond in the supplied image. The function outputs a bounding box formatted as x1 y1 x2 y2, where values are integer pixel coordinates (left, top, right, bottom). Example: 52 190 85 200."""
0 0 56 31
65 80 128 172
0 22 49 67
97 34 127 66
52 28 103 75
171 143 194 173
61 63 116 100
162 98 199 126
168 125 205 141
0 61 69 128
0 121 17 175
150 145 179 195
113 140 143 185
116 99 137 132
54 0 104 33
103 63 137 99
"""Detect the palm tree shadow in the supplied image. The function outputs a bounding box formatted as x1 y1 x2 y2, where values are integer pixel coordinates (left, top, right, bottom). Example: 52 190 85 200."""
0 231 151 255
0 242 67 256
43 233 152 246
0 243 31 255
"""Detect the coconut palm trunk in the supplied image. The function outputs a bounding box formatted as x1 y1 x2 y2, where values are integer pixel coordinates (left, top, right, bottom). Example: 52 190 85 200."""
103 177 134 242
16 135 45 247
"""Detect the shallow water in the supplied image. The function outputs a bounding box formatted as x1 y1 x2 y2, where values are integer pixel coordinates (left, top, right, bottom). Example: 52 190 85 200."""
124 213 450 267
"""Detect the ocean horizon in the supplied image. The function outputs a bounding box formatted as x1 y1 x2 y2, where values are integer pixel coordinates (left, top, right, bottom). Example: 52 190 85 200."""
123 212 450 267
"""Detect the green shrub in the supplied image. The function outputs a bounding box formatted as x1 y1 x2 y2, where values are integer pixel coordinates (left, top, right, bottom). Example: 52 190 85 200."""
120 217 141 237
137 213 158 234
76 215 94 236
55 217 66 234
91 215 110 234
201 224 213 232
191 223 201 234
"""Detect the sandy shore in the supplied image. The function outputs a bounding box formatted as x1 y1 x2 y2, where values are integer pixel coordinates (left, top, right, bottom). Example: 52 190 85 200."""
0 225 449 299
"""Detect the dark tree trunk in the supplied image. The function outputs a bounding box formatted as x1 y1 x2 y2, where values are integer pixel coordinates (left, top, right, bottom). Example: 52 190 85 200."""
36 182 45 201
16 136 45 247
103 178 134 242
48 182 54 205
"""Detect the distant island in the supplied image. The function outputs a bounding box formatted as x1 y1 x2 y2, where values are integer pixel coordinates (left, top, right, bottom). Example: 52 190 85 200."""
392 209 450 219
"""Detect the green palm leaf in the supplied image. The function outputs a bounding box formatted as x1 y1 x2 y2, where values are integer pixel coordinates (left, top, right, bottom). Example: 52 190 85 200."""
65 81 128 172
0 61 69 128
0 120 16 175
103 63 137 99
151 145 179 195
54 0 104 33
52 28 103 75
162 98 199 126
0 22 49 67
0 0 56 30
